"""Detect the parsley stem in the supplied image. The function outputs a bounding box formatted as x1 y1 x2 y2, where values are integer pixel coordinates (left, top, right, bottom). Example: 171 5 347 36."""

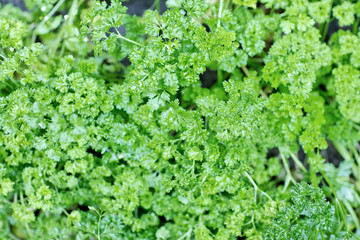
280 153 296 190
111 21 144 47
310 165 318 188
269 6 275 15
115 34 144 47
177 227 192 240
49 0 82 58
241 66 250 77
32 0 66 42
353 17 360 35
320 171 337 197
321 20 330 42
8 233 21 240
217 0 224 28
244 172 272 201
260 89 268 99
343 199 360 229
217 69 223 82
290 152 308 173
155 0 161 12
97 213 102 240
333 142 352 161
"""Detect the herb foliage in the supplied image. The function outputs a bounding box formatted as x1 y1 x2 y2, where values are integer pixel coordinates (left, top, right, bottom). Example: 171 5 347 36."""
0 0 360 239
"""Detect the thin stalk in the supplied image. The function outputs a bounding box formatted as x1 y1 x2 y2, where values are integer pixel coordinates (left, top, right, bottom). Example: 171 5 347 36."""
241 66 250 77
217 69 223 82
8 233 21 240
335 198 350 235
115 34 144 47
62 209 69 217
280 153 296 186
321 171 351 235
310 165 318 188
248 57 263 63
49 0 81 58
225 0 231 10
154 0 161 12
321 21 330 42
260 89 268 99
97 213 102 240
269 6 275 16
290 152 308 173
343 199 360 229
0 53 6 59
333 142 351 161
314 229 319 240
244 172 273 201
20 191 33 238
321 171 336 195
319 23 325 36
353 17 360 35
351 145 360 167
217 0 224 28
32 0 66 42
177 227 192 240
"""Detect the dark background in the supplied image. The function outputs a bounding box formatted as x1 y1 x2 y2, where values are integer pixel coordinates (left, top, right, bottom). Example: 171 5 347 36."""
0 0 167 14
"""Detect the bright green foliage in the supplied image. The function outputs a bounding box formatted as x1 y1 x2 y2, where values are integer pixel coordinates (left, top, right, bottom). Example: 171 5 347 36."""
0 0 360 239
308 0 332 24
333 65 360 123
265 182 338 240
81 0 130 56
333 2 355 27
233 0 257 9
263 28 331 98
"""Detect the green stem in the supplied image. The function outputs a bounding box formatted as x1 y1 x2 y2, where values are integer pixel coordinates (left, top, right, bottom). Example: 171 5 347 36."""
0 53 6 59
260 89 268 99
353 17 360 35
343 198 360 229
217 0 224 28
310 165 318 188
32 0 66 42
49 0 81 58
333 142 352 161
115 34 144 47
154 0 161 12
351 145 360 167
290 152 308 173
177 227 192 240
241 66 250 77
335 198 350 234
244 172 273 201
225 0 231 10
321 171 351 235
8 233 21 240
217 69 223 82
280 153 296 189
319 23 325 36
321 21 330 42
97 213 102 240
321 171 336 196
248 57 263 63
269 6 275 16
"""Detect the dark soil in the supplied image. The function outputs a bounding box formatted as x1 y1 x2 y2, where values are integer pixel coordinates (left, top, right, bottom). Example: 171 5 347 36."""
0 0 167 13
123 0 167 15
0 0 26 10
